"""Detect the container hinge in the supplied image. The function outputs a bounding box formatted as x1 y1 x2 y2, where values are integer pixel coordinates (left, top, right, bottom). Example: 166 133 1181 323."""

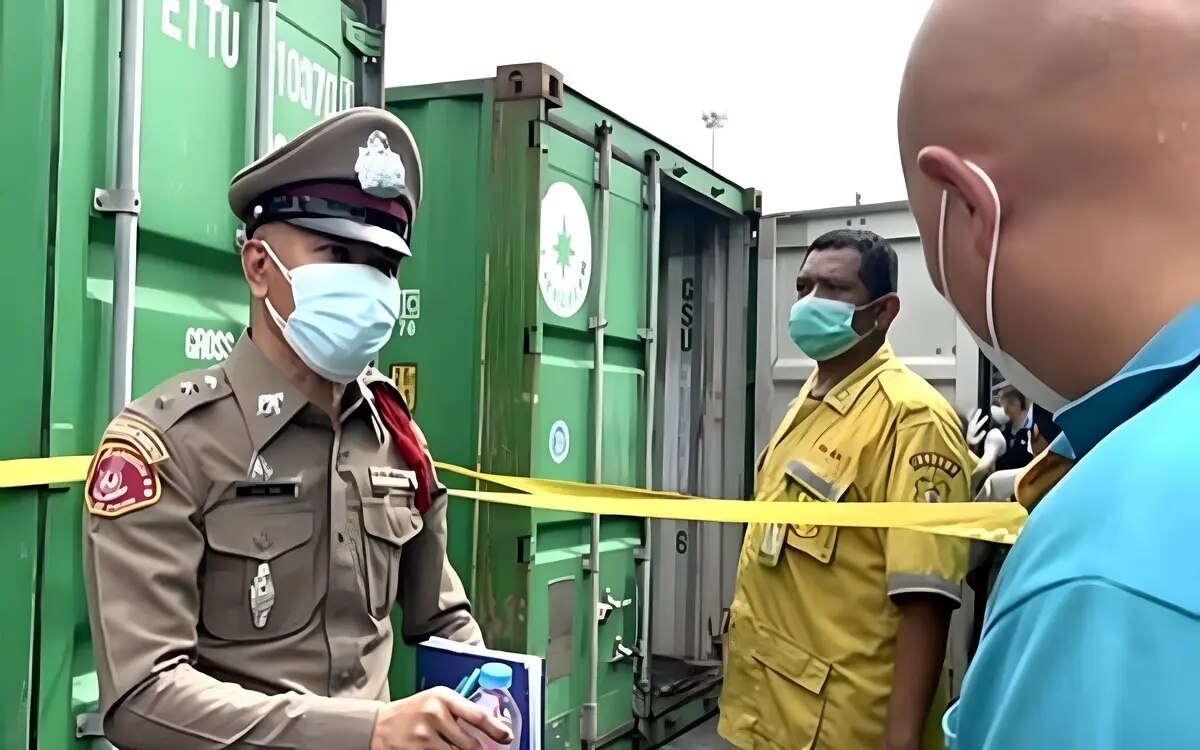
636 327 655 343
594 122 613 189
523 325 543 355
582 552 596 574
528 120 541 149
93 188 141 216
580 703 598 743
633 545 649 562
342 17 383 59
76 712 104 738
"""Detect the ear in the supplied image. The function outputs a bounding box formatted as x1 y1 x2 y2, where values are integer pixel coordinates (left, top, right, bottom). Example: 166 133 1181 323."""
916 145 999 263
242 238 271 300
874 293 901 330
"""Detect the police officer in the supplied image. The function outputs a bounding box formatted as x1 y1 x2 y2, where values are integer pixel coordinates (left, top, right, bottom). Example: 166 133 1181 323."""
82 108 512 750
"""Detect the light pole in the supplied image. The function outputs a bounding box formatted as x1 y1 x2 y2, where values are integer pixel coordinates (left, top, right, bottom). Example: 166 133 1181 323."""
702 111 727 169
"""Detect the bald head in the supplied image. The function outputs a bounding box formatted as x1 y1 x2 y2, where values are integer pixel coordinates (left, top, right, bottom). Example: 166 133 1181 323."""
899 0 1200 405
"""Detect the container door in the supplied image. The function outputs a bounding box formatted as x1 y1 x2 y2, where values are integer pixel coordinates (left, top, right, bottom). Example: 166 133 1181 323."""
527 120 647 746
41 3 370 748
0 2 60 747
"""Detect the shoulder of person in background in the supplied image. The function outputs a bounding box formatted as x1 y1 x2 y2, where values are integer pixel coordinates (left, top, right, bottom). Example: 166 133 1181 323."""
1030 403 1062 442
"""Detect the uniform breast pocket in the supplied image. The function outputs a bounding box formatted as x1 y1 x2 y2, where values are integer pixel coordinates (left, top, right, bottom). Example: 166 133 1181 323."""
201 497 320 641
782 456 856 565
351 468 423 618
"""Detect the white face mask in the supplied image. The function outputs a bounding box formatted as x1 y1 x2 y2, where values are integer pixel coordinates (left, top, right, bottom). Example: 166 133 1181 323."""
937 161 1070 413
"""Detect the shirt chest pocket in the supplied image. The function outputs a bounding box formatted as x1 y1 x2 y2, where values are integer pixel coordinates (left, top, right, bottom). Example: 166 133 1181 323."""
782 453 858 565
201 494 320 641
349 467 424 618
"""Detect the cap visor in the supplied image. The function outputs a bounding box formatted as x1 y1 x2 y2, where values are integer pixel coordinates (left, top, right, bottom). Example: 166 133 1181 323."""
286 217 411 257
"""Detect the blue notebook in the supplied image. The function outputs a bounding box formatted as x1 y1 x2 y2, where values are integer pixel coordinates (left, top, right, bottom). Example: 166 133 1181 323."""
416 636 544 750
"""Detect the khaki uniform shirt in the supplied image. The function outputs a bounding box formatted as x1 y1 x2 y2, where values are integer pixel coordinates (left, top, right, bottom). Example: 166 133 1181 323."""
718 343 970 750
83 333 481 750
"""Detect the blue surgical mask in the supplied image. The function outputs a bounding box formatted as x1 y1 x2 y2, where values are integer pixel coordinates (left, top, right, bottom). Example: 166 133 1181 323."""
262 241 401 383
788 295 878 361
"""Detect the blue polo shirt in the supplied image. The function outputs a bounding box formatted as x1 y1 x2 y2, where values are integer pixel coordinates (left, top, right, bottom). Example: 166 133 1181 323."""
945 304 1200 749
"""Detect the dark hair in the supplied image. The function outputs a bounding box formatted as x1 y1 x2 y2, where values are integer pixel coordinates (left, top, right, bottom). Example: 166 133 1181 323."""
998 385 1028 410
805 229 898 300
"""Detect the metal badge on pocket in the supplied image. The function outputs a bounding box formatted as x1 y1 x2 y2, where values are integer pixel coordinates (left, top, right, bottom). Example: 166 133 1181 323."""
756 524 787 567
249 562 275 629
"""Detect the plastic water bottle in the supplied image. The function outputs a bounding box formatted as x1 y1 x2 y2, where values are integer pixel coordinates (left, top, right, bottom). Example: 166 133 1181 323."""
464 662 523 750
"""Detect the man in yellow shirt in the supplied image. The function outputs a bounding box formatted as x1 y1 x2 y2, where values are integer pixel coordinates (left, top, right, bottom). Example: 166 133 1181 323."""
718 229 971 750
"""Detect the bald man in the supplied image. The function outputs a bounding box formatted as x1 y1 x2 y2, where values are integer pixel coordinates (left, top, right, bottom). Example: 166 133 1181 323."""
898 1 1200 747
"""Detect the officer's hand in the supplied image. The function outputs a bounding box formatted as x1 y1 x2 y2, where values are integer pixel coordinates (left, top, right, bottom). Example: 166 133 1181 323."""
371 687 513 750
965 408 988 448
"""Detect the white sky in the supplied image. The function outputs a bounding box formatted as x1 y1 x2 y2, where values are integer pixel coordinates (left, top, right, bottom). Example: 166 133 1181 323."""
384 0 933 215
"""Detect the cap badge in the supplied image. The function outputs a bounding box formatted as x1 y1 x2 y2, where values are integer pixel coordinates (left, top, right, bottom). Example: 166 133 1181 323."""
355 130 406 199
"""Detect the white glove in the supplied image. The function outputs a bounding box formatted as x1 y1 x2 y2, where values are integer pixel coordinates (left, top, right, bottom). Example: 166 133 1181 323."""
981 428 1008 465
974 468 1024 502
966 408 989 448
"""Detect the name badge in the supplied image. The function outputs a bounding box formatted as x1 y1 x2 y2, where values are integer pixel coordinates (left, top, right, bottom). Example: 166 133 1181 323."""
757 524 787 567
368 466 417 494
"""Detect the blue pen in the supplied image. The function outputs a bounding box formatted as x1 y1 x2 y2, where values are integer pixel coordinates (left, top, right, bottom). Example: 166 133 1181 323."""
456 667 481 698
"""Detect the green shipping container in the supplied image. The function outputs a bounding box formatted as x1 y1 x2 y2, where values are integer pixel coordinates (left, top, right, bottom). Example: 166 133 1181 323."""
0 0 388 747
383 64 761 748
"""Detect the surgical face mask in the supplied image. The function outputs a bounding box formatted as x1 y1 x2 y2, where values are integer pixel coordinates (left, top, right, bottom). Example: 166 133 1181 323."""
788 294 880 361
261 241 401 383
937 162 1070 412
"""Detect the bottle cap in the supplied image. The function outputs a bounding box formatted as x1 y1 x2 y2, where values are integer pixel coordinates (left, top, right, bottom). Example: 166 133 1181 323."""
478 662 513 690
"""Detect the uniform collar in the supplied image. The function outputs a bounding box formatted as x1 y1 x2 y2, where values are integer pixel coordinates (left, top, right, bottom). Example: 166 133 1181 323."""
222 330 384 450
807 340 901 416
1051 303 1200 461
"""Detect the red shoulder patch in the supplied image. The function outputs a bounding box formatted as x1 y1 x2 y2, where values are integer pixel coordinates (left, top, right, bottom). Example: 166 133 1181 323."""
85 442 162 517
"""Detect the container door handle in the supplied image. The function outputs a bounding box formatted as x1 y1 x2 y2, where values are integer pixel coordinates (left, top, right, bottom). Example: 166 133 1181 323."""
597 587 632 623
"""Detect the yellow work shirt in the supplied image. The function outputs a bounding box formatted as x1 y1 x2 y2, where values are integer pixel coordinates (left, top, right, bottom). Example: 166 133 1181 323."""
718 342 971 750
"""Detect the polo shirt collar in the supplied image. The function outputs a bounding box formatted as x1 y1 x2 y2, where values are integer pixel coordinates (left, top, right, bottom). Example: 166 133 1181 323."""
1051 303 1200 461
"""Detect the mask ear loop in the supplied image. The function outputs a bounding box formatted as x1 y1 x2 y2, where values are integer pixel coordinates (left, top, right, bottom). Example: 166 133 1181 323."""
258 240 294 331
938 190 951 300
964 161 1003 351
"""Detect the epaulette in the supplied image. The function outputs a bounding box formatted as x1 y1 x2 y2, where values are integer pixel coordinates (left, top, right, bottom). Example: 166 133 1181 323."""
124 366 234 433
360 365 413 414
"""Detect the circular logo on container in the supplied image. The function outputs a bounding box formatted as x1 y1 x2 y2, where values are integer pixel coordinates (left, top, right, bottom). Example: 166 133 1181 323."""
538 182 592 319
548 420 571 464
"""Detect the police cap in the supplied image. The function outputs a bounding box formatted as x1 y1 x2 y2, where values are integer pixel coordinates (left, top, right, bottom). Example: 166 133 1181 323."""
229 107 423 257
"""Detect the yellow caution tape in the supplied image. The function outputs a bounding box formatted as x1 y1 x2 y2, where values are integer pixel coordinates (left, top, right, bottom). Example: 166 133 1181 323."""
0 456 1026 544
0 455 92 489
450 489 1021 544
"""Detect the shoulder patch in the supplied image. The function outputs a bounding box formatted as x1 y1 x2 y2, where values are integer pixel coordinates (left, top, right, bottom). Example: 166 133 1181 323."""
126 367 233 432
85 418 169 517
